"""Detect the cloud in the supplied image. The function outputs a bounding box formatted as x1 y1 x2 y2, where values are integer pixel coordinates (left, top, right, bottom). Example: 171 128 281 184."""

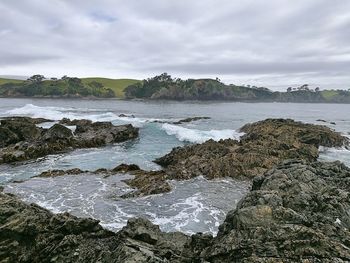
0 0 350 89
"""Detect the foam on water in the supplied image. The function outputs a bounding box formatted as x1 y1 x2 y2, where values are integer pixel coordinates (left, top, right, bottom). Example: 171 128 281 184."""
5 104 174 128
4 174 250 235
161 123 243 143
318 146 350 166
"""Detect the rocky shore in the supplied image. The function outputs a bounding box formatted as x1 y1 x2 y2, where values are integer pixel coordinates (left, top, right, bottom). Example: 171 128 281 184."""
1 160 350 262
1 117 350 262
0 117 139 164
155 118 347 180
15 118 348 198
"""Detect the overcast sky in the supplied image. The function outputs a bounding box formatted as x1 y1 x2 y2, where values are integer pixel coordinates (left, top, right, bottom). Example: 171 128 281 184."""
1 0 350 90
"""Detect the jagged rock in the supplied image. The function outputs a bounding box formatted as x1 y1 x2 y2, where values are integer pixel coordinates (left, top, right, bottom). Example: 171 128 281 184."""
0 116 52 124
111 164 171 198
0 117 139 164
112 163 141 173
0 118 42 142
0 192 190 263
155 119 348 180
172 116 210 124
59 118 92 126
121 170 171 198
0 126 19 147
202 160 350 262
37 168 85 178
43 124 73 141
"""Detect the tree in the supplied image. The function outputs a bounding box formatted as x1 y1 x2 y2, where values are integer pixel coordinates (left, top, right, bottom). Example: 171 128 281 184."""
315 87 320 92
287 87 292 92
27 75 45 83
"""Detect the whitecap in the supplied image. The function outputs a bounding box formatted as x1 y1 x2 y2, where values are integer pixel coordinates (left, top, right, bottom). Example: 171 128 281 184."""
161 123 243 143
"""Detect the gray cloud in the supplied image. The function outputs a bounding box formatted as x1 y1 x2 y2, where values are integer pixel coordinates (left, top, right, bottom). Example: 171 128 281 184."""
0 0 350 89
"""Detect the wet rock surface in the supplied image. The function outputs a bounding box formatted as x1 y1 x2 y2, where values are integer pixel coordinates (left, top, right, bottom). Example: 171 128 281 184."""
155 119 348 180
0 117 139 164
1 160 350 262
202 160 350 262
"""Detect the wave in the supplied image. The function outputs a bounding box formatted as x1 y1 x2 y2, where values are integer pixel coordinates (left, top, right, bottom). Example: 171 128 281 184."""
161 123 243 143
4 104 171 127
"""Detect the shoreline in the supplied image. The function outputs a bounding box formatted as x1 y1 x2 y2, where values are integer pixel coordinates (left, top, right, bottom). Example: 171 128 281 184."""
2 96 350 104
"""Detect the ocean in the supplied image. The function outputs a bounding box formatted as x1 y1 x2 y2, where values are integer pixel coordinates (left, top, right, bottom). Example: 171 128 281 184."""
1 98 349 235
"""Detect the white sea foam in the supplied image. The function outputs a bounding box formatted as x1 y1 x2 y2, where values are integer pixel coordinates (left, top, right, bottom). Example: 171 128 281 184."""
161 123 243 143
5 104 172 127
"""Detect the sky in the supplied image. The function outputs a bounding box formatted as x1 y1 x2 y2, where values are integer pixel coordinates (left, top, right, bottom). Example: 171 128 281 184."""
1 0 350 90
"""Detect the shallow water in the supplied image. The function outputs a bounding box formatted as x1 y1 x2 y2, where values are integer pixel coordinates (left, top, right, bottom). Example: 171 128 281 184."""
5 174 249 235
1 98 350 234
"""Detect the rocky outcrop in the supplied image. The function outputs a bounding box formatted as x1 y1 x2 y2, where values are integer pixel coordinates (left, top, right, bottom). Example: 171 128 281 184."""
0 192 191 263
0 117 139 164
1 160 350 262
155 119 348 180
202 160 350 262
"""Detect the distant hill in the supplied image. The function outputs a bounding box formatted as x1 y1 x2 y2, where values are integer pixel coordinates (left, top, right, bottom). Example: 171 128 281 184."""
0 76 140 98
124 73 350 103
0 78 25 85
80 78 140 97
1 74 350 103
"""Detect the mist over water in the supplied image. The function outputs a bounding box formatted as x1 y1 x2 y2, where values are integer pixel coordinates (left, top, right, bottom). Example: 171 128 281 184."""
1 98 350 234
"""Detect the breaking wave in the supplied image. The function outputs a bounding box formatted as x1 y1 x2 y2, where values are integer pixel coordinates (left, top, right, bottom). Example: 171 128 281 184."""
161 123 243 143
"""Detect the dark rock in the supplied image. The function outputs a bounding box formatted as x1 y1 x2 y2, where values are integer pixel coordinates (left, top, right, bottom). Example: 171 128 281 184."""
121 170 171 198
202 160 350 262
58 118 92 126
112 163 141 173
43 124 73 141
0 119 42 142
0 192 190 262
110 164 171 198
0 117 139 164
37 168 85 178
0 116 52 124
172 116 211 124
118 114 135 118
0 126 20 147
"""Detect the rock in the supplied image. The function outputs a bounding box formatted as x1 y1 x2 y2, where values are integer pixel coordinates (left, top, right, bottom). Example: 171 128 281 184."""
111 164 171 198
43 124 73 141
37 168 85 178
118 114 135 118
0 116 52 124
0 117 139 164
75 122 139 145
155 119 348 180
0 119 42 142
0 126 20 147
0 192 190 263
121 170 171 198
112 163 141 173
202 160 350 262
172 116 211 124
59 118 92 126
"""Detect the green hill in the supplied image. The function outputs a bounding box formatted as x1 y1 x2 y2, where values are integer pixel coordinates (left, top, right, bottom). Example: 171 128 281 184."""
0 78 25 85
81 78 140 98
